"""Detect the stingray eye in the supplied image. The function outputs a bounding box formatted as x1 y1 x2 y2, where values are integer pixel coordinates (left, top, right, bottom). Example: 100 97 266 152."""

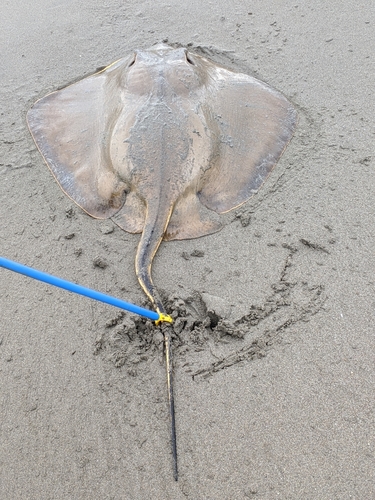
128 54 136 67
185 52 195 66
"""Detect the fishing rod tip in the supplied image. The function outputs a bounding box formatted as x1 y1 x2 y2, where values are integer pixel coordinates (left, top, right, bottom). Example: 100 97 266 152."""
155 312 173 325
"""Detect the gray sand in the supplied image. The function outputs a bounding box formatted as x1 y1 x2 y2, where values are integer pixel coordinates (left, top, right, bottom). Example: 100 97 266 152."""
1 1 374 498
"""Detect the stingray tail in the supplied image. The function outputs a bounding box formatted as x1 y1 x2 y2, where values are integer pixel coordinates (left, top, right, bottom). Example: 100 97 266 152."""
135 200 173 315
135 200 179 479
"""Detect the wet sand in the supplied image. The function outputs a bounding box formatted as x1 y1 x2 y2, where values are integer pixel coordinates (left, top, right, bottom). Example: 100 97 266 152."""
1 1 374 498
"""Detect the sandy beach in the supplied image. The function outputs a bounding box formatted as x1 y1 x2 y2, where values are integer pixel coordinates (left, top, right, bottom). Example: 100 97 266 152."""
1 1 374 498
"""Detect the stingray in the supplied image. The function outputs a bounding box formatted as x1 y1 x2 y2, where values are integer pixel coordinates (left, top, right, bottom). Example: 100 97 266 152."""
27 43 297 479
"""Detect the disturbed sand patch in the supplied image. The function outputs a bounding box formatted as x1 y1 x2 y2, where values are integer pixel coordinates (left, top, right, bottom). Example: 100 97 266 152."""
95 242 326 378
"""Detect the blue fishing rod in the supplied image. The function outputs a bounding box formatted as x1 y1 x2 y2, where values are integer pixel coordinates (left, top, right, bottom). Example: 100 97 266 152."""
0 256 172 324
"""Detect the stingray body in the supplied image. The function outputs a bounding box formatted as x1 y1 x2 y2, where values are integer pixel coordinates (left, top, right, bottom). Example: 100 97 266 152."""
27 44 297 479
27 43 297 317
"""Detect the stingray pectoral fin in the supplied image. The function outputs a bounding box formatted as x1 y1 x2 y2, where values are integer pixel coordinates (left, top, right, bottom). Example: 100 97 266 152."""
199 68 298 214
164 191 222 241
111 191 145 233
27 58 132 218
